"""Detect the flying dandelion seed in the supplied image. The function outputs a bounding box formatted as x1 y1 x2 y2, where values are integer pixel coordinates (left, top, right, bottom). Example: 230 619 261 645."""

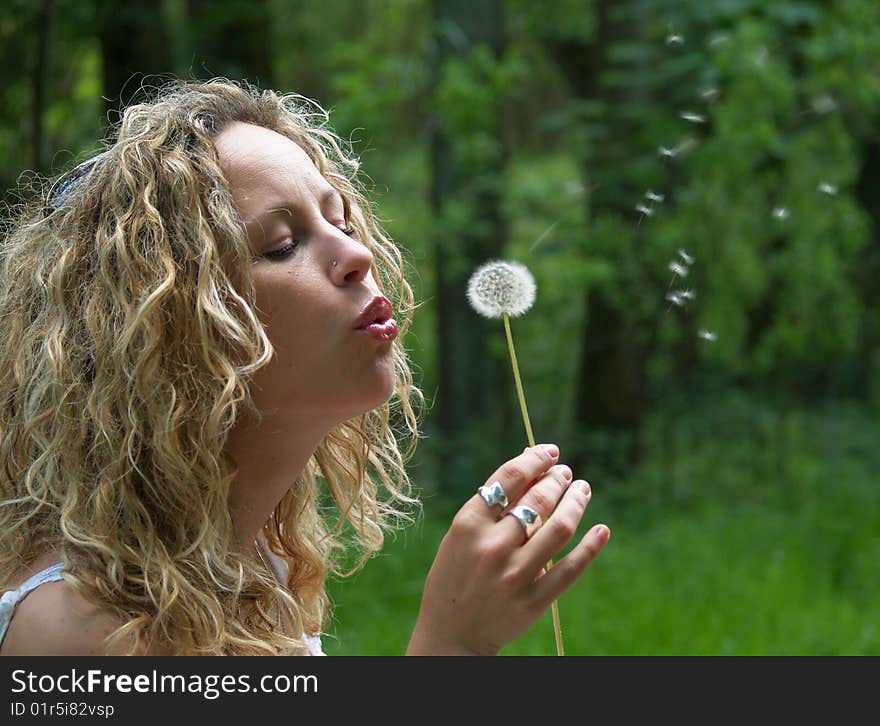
636 204 654 217
658 146 676 158
810 94 837 114
818 182 838 195
669 261 689 277
680 111 706 124
666 33 684 46
753 47 769 66
700 87 720 102
528 220 560 254
666 291 686 307
645 191 665 203
674 137 698 155
708 33 730 47
698 329 718 342
773 207 789 220
677 248 694 265
679 289 696 300
565 180 584 197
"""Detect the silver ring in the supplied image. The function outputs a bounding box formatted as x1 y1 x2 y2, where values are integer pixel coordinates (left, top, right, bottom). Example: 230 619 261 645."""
507 505 543 539
477 481 508 509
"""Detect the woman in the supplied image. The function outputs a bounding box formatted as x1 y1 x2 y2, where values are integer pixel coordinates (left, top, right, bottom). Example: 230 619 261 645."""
0 79 609 656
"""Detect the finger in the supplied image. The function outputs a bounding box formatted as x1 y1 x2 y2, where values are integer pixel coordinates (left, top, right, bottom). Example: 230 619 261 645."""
515 479 592 576
530 523 611 608
498 463 573 542
465 443 560 519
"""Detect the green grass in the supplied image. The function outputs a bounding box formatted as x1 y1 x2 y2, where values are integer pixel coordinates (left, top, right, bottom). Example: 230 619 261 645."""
323 399 880 655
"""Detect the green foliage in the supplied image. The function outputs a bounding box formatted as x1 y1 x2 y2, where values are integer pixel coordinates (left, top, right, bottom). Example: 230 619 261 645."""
326 395 880 654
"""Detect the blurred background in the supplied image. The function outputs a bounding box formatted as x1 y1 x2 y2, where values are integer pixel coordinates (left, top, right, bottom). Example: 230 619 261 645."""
1 0 877 654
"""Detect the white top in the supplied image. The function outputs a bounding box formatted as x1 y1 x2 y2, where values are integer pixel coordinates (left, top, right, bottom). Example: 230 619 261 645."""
0 552 324 655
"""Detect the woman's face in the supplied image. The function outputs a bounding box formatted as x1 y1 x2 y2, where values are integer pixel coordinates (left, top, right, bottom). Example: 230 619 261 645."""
214 121 397 424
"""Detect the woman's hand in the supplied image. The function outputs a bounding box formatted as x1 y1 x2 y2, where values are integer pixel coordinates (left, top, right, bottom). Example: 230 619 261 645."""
406 443 610 655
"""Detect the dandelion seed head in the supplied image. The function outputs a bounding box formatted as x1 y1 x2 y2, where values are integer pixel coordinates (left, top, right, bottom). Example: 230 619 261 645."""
818 182 838 196
669 261 689 277
467 259 537 319
698 329 718 342
677 248 694 265
645 190 665 203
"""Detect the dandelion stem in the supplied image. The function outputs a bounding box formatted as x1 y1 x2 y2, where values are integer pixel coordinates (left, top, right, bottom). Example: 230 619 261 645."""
502 313 564 657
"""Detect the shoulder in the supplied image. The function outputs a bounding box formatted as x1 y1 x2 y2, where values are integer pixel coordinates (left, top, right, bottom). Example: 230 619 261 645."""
1 577 130 656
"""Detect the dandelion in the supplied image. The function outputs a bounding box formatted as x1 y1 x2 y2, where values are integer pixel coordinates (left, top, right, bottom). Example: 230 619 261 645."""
669 261 689 277
680 289 696 300
666 33 684 46
818 182 838 196
680 111 706 124
636 204 655 217
658 146 676 158
466 260 536 319
466 259 564 657
700 87 720 102
773 207 789 220
698 329 718 342
645 190 665 203
677 248 694 265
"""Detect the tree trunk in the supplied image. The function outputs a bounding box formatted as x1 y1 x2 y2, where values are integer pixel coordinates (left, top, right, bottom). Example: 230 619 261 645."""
543 0 649 470
31 0 54 174
429 0 511 495
97 0 173 129
187 0 273 87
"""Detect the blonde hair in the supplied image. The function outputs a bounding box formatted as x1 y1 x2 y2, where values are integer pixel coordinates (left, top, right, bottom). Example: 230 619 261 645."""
0 78 424 655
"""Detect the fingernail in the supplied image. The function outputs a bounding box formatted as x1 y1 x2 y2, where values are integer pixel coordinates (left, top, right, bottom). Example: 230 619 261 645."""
576 479 591 495
596 525 610 543
541 444 559 458
554 464 573 481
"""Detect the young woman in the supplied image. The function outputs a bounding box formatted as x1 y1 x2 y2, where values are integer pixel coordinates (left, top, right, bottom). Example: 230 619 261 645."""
0 79 609 656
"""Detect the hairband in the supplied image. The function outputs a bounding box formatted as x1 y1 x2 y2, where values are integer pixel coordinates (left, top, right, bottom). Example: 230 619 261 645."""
45 152 107 213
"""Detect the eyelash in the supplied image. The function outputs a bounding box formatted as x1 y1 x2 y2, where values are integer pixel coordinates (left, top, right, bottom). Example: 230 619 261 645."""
264 226 357 260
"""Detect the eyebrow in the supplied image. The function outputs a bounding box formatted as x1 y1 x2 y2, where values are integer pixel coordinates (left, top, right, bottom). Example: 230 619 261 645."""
246 187 347 231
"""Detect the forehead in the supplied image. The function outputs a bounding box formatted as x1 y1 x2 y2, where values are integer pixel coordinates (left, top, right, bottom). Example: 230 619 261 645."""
213 121 325 206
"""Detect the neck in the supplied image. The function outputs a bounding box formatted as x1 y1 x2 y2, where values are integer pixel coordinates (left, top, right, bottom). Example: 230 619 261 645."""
224 408 333 556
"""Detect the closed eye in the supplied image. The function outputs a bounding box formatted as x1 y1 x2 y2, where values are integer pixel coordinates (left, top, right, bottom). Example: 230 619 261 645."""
263 226 357 261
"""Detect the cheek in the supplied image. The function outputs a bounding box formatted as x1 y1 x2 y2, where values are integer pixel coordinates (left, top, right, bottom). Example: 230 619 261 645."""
255 277 333 361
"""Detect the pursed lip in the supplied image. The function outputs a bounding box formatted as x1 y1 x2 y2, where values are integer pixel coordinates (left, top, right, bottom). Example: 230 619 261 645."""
353 295 394 329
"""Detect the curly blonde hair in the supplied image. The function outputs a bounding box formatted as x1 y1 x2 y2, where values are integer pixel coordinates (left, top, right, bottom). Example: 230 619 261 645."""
0 78 424 655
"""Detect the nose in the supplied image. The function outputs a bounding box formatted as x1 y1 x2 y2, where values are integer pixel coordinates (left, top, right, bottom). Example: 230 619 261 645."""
330 226 374 285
